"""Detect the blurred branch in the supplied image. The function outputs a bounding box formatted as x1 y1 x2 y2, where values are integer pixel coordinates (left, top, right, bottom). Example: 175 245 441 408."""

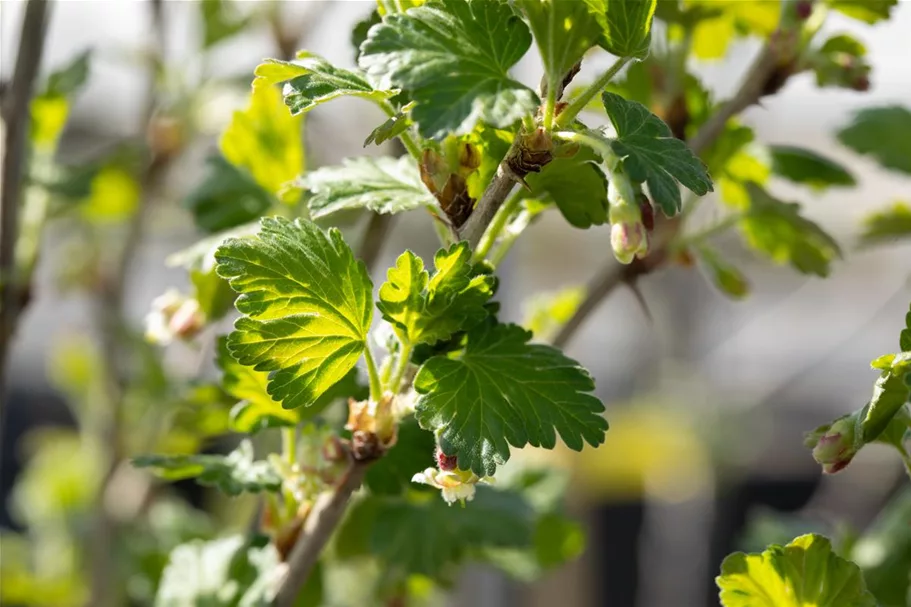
552 36 786 351
274 457 370 607
87 1 167 605
0 0 50 447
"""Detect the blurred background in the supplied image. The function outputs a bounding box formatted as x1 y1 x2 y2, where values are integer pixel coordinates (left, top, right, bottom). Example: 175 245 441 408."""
2 1 910 606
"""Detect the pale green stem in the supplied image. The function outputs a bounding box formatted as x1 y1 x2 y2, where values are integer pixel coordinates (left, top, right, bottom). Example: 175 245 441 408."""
472 189 523 263
542 82 557 131
556 56 631 128
388 342 413 394
282 426 297 466
522 113 537 132
488 209 531 269
363 346 383 401
379 101 422 160
671 214 742 250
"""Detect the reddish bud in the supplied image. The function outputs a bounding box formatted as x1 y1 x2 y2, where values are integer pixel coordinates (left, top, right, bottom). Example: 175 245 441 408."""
638 195 655 232
795 0 813 20
436 448 458 471
852 74 871 92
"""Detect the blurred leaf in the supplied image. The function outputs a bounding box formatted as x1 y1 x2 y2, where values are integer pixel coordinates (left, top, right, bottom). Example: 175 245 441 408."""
134 440 281 496
688 1 781 59
364 418 436 495
414 322 607 476
302 156 435 219
826 0 898 23
524 149 609 228
0 533 85 607
859 201 911 247
200 0 250 48
79 165 140 223
601 92 713 216
256 53 394 115
215 218 373 409
359 0 538 138
584 0 657 59
837 106 911 175
820 34 867 56
30 95 71 151
378 243 495 347
769 146 856 190
696 246 750 299
154 535 295 606
852 489 911 607
523 286 585 342
351 9 381 59
738 184 841 277
45 50 92 97
534 512 585 568
376 0 426 16
221 85 304 195
184 156 274 233
189 268 235 322
716 533 876 607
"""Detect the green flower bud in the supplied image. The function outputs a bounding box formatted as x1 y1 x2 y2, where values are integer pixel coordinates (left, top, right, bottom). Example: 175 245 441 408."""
609 202 649 264
806 412 861 474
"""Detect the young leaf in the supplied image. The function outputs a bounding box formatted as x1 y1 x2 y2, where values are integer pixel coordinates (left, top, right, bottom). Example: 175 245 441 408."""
254 53 395 115
517 0 603 88
378 243 495 347
696 246 749 300
826 0 898 24
738 184 841 277
414 322 607 476
359 0 538 138
184 156 274 233
837 106 911 175
717 534 875 607
859 201 911 247
220 86 304 196
601 92 713 216
302 156 436 219
364 105 413 147
769 146 856 190
584 0 657 59
862 352 911 444
133 440 281 496
214 217 373 409
524 151 609 228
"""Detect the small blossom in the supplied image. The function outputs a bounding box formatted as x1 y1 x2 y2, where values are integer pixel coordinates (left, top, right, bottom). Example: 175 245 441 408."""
144 289 204 345
609 199 649 264
411 467 494 505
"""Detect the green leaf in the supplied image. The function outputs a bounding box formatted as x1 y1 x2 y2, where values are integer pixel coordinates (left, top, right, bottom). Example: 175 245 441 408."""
820 34 867 57
154 535 297 606
524 150 608 228
200 0 250 48
302 156 436 219
738 184 841 277
852 489 911 607
517 0 603 89
215 217 373 409
45 50 92 98
862 352 911 443
183 157 274 233
769 146 856 190
133 440 281 496
359 0 538 139
378 243 495 347
364 104 414 147
523 286 586 342
826 0 897 23
696 246 749 299
601 91 713 216
352 9 382 59
859 202 911 247
901 302 911 352
364 418 436 495
220 85 304 196
716 533 876 607
255 53 394 115
584 0 657 59
838 106 911 175
414 322 607 476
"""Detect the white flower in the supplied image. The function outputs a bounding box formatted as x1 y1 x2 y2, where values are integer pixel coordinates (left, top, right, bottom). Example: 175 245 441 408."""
144 289 204 345
411 467 494 505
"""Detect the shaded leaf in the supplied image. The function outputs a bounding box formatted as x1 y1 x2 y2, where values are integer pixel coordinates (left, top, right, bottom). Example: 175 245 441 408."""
601 92 713 216
215 217 373 409
826 0 898 23
133 441 281 496
769 145 856 190
524 150 609 228
359 0 538 138
859 201 911 247
302 156 435 219
838 105 911 175
717 533 875 607
414 322 607 476
364 418 436 495
183 157 274 233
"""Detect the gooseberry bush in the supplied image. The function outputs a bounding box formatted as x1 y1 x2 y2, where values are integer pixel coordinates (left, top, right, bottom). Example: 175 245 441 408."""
2 0 910 606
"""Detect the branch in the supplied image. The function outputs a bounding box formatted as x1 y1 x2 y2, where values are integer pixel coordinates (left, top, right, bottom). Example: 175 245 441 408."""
458 167 517 249
552 38 785 350
0 0 50 409
274 458 370 607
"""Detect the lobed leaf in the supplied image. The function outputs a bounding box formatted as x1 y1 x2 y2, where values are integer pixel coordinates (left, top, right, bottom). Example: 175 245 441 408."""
301 155 436 219
523 149 609 228
359 0 538 138
584 0 657 60
214 217 373 409
601 91 713 216
414 322 607 476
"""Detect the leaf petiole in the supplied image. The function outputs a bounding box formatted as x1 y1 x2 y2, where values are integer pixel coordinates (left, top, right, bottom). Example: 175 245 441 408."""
388 342 414 394
363 345 384 402
473 189 523 263
556 56 631 128
379 100 423 161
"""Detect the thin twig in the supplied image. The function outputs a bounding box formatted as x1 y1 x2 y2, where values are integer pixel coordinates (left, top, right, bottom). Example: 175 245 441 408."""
552 38 784 350
458 166 517 249
274 458 370 607
0 0 50 422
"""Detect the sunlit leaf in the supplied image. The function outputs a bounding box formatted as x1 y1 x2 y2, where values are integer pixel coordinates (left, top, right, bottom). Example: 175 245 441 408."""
859 201 911 247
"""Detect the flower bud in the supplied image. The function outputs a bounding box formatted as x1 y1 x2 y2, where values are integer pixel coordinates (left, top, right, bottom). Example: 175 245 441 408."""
436 448 458 471
144 289 204 345
806 413 861 474
795 0 813 20
609 202 649 265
